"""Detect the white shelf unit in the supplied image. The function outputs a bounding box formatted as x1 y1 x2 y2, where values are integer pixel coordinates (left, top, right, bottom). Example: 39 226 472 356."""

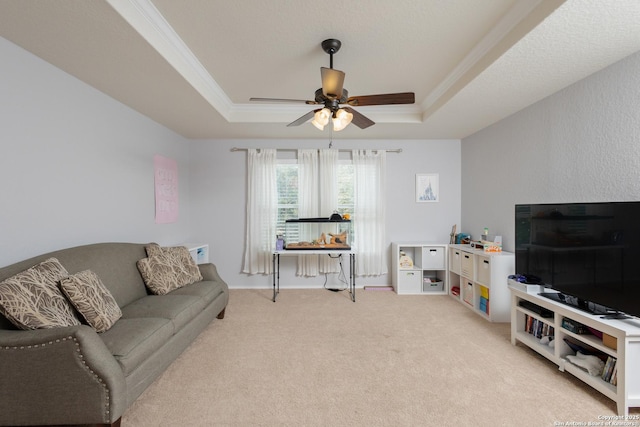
510 283 640 415
391 243 447 295
181 243 209 264
447 244 514 322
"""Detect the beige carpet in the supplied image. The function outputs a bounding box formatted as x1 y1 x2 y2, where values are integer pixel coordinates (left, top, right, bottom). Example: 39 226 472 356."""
122 289 637 426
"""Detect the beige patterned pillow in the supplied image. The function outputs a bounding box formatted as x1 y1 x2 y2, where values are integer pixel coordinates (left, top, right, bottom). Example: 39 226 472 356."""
0 258 81 330
137 245 202 295
145 244 202 281
60 270 122 333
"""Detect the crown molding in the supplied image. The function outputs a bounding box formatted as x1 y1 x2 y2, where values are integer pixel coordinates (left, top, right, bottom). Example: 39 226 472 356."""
420 0 547 119
106 0 426 126
106 0 234 118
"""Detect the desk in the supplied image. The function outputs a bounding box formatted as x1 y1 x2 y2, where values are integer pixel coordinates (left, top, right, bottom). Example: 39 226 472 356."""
272 250 356 302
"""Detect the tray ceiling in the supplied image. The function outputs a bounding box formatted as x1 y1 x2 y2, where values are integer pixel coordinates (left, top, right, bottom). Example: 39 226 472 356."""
1 0 639 140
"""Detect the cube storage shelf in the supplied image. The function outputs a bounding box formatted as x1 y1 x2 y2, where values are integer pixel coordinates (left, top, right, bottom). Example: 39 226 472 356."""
448 244 514 322
182 243 209 264
510 283 640 415
391 243 447 295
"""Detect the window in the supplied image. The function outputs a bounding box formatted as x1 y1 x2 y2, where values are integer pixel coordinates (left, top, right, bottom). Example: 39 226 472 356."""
275 160 354 240
244 148 387 276
336 161 354 216
276 161 298 238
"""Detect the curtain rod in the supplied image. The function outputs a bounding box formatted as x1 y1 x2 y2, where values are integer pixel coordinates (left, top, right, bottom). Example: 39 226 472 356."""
230 147 402 153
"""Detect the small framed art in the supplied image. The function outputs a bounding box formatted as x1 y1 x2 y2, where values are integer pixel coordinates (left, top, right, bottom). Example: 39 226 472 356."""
416 173 439 203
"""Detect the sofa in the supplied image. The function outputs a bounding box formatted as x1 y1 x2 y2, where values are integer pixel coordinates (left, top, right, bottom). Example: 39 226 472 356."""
0 242 229 426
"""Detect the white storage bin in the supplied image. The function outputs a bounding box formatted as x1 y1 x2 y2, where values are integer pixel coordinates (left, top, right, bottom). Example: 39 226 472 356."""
476 256 491 285
417 246 445 270
461 252 474 278
422 277 444 292
398 270 421 293
449 248 461 274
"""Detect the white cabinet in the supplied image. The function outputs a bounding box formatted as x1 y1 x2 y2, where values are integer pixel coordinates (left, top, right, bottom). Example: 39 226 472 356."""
181 243 209 264
397 270 422 294
510 284 640 415
447 244 514 322
391 243 447 295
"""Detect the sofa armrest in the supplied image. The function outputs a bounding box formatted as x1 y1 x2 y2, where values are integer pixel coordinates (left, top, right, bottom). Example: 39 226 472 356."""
0 325 126 426
198 262 230 319
198 262 227 284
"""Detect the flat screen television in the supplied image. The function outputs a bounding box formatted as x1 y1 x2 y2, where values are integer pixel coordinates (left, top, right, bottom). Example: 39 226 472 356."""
515 201 640 319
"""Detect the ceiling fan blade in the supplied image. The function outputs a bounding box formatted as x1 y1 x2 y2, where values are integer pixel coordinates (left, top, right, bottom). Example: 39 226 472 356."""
321 67 345 99
287 110 318 127
250 97 318 105
346 92 415 107
342 107 375 129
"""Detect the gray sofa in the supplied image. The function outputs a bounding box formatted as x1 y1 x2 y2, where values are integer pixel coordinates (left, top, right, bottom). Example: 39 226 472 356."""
0 242 229 426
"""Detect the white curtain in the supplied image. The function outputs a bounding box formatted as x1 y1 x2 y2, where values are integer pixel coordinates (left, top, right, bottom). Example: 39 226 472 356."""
242 149 277 275
352 150 387 276
319 149 340 273
296 149 319 276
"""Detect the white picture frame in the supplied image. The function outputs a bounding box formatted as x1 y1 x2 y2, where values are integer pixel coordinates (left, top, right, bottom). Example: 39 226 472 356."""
416 173 439 203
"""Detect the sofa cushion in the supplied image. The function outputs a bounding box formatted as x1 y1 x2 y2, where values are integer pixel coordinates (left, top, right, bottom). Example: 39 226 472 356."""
137 245 202 295
60 270 122 333
99 317 174 376
0 258 80 330
121 295 205 333
168 280 227 305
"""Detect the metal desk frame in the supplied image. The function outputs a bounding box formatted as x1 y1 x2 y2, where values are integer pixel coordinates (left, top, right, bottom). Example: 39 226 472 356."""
272 250 356 302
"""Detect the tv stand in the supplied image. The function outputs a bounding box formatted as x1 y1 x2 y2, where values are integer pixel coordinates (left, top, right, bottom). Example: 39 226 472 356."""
510 281 640 415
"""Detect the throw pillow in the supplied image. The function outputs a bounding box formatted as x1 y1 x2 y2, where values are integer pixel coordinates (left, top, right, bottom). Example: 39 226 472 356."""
137 245 202 295
60 270 122 333
0 258 81 330
145 244 203 282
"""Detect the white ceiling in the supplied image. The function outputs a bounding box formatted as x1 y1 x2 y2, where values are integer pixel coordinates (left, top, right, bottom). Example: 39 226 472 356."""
1 0 639 140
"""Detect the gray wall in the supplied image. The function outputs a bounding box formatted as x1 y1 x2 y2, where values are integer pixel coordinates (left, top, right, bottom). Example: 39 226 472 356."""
461 50 640 254
0 37 192 266
1 35 461 289
6 29 640 289
189 139 461 288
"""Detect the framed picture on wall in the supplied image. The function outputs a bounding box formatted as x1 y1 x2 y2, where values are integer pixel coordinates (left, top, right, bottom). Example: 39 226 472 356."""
416 173 439 203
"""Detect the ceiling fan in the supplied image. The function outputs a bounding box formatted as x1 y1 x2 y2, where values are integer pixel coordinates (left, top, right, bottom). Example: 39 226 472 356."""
250 39 415 131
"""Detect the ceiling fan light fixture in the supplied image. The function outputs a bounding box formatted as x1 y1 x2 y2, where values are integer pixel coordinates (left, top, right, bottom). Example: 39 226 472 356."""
321 67 345 99
311 108 331 130
332 108 353 131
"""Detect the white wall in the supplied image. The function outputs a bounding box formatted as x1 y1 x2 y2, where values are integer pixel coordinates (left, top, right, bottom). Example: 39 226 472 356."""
461 50 640 253
0 37 192 266
189 139 461 289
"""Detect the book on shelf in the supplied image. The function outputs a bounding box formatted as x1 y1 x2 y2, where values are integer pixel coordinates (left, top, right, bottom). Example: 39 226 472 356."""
609 363 618 386
601 356 617 385
561 317 590 334
524 314 554 339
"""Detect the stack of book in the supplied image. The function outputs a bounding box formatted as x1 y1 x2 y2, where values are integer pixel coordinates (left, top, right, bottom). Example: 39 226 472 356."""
525 314 554 339
479 285 489 315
